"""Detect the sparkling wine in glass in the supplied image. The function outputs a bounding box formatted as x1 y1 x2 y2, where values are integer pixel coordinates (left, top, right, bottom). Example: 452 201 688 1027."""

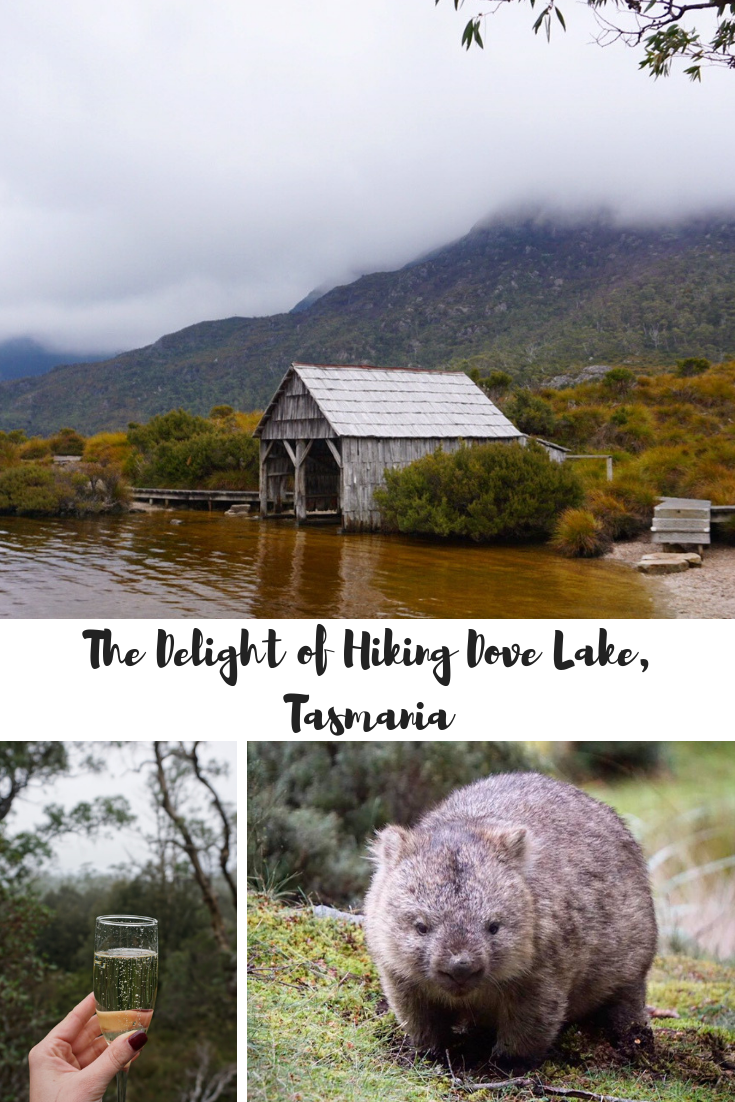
94 915 158 1102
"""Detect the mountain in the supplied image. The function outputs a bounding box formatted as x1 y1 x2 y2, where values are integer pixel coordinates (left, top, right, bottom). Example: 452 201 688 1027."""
0 338 114 382
2 212 735 435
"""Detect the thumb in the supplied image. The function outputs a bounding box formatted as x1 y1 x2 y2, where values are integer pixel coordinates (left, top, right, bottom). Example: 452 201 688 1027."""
79 1032 148 1099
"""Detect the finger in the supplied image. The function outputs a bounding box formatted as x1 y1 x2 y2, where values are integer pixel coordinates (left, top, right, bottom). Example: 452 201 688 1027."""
71 1013 103 1056
78 1031 149 1096
75 1034 108 1069
44 993 97 1045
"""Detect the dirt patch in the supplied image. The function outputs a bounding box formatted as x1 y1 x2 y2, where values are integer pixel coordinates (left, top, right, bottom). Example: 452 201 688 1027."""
390 1023 735 1097
606 537 735 618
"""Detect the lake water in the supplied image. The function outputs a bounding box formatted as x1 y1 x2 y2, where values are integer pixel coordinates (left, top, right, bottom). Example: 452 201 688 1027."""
0 511 658 618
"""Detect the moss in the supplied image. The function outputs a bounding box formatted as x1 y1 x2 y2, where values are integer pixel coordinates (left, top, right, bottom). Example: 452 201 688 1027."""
248 896 735 1102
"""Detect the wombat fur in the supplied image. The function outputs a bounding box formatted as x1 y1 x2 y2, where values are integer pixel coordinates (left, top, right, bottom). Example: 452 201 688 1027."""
364 772 657 1063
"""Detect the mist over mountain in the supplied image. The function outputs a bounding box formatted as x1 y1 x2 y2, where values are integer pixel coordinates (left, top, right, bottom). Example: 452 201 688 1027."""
1 211 734 436
0 338 114 382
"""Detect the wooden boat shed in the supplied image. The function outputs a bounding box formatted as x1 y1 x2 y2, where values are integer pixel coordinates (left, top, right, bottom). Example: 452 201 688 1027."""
254 363 524 531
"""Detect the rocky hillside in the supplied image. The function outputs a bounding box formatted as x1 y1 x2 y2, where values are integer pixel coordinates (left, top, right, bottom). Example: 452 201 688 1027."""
2 212 735 434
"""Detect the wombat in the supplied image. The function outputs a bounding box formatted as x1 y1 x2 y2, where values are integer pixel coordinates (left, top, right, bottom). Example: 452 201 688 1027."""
364 772 657 1063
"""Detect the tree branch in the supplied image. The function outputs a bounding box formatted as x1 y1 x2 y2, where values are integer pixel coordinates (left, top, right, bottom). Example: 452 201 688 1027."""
153 742 230 953
183 743 237 911
456 1077 651 1102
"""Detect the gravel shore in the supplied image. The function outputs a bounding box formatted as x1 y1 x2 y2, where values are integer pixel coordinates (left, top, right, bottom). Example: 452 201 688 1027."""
606 538 735 618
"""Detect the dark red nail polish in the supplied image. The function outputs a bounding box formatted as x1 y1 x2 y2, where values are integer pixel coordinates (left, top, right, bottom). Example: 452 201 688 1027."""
128 1031 148 1052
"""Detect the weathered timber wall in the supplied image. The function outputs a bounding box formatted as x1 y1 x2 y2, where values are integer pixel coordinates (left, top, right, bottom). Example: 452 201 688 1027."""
340 437 512 531
260 372 335 440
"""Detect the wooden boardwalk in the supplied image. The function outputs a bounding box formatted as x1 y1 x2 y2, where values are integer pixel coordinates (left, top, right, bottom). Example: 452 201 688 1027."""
131 487 293 511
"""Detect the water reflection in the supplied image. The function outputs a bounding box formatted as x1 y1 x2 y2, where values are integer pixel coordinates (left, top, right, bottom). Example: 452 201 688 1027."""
0 512 658 619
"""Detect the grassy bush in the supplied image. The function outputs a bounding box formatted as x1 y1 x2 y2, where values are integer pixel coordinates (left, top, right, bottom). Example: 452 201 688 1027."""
503 389 557 436
83 431 132 468
17 437 52 461
375 441 583 543
0 462 128 516
551 508 611 557
601 366 636 394
532 359 735 532
676 357 711 377
48 427 85 455
587 481 658 538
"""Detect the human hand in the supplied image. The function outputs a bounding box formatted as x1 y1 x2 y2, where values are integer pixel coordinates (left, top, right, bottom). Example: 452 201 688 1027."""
29 992 148 1102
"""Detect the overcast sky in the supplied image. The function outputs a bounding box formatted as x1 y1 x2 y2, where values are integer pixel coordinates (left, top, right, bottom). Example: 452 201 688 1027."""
7 741 237 875
1 1 733 355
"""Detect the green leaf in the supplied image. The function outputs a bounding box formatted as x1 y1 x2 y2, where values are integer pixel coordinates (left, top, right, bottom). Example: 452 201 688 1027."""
556 6 566 28
533 12 546 33
473 22 484 47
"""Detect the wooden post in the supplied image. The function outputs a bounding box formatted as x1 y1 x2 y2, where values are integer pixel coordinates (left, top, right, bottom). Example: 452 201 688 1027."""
606 456 613 482
259 441 272 517
295 441 307 523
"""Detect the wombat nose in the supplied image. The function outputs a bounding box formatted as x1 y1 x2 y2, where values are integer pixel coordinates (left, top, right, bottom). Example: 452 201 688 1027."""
444 956 482 981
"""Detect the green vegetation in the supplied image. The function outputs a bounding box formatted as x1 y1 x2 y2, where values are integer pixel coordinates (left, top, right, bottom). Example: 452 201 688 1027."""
0 405 260 514
248 895 735 1102
0 460 129 516
125 407 259 490
374 442 583 542
551 507 611 557
1 216 735 435
539 360 735 506
438 0 735 80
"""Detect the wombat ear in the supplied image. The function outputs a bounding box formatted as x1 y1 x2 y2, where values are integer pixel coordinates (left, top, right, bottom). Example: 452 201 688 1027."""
480 825 534 870
369 825 412 867
498 826 532 866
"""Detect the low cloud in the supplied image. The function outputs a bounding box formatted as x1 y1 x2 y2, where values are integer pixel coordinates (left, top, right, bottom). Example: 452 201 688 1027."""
0 0 733 354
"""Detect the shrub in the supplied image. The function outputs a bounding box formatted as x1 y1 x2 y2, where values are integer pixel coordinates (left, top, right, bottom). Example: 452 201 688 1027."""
584 488 643 539
0 433 20 471
597 405 655 453
126 407 259 489
132 431 259 489
127 408 212 452
479 370 513 398
0 462 128 515
375 441 584 543
82 432 131 468
676 356 710 378
602 366 636 394
554 405 607 449
18 437 52 461
0 464 72 514
503 390 557 437
561 742 666 781
48 427 85 455
551 508 611 557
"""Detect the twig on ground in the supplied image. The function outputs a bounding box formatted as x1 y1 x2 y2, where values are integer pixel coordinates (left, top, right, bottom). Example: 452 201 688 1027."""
456 1076 651 1102
645 1005 680 1019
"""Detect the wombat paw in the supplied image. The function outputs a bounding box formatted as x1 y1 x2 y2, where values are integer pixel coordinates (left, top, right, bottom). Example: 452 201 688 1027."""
616 1022 655 1061
489 1045 544 1074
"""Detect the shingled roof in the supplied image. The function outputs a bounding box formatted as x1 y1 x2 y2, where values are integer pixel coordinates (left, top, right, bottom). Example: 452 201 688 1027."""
257 363 522 439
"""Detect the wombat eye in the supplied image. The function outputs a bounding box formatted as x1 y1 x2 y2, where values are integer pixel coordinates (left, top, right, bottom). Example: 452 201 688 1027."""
414 920 429 935
487 921 500 935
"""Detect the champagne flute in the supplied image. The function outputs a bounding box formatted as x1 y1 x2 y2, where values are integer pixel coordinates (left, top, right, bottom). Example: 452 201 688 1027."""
93 915 158 1102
